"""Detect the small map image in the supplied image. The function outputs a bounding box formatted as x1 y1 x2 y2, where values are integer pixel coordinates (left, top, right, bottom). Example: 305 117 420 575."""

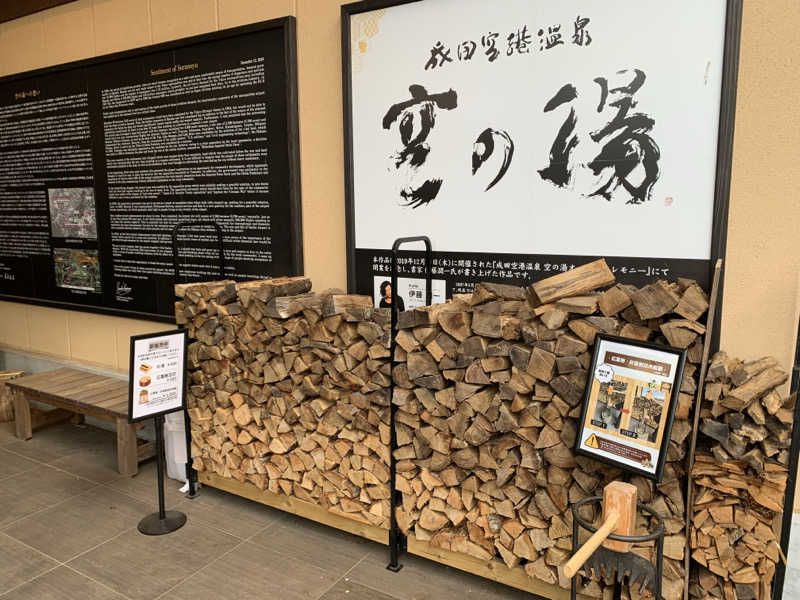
54 248 101 293
48 188 97 239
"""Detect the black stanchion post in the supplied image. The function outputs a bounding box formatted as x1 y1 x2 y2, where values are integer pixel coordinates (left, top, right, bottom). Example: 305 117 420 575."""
138 414 187 535
387 236 432 573
772 316 800 600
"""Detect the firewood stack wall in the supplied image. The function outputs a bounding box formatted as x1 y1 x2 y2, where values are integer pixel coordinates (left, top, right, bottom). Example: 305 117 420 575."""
689 353 793 600
175 276 395 529
390 260 709 600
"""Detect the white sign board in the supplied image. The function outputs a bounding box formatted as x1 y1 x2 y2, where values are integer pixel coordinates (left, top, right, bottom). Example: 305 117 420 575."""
344 0 734 296
128 330 187 422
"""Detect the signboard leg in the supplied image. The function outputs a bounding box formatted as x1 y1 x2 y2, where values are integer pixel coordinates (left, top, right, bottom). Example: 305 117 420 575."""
138 414 187 535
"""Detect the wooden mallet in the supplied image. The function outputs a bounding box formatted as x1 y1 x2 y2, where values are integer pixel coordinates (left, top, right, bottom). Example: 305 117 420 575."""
563 481 638 578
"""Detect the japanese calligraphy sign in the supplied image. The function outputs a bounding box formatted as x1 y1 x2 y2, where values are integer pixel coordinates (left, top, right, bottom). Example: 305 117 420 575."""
575 334 686 481
342 0 739 302
128 330 187 422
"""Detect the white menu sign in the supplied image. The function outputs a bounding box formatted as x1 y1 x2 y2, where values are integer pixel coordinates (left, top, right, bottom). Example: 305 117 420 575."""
128 330 187 422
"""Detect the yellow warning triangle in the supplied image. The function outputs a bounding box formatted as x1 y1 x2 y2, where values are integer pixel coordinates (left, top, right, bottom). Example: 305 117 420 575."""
585 434 599 449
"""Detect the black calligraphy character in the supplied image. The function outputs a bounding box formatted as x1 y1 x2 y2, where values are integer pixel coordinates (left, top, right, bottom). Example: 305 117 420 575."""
538 84 579 188
538 25 564 51
572 16 592 46
481 33 500 62
507 25 532 55
424 41 453 70
472 128 515 191
458 40 477 61
383 85 458 208
587 69 661 204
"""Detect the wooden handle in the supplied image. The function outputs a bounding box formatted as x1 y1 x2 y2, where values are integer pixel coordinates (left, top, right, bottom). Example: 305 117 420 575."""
562 511 620 578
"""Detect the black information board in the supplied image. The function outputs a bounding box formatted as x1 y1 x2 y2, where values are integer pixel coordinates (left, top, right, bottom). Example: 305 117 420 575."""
0 17 301 321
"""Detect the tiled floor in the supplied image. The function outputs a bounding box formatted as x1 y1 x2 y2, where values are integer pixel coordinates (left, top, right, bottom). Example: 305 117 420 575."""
0 421 535 600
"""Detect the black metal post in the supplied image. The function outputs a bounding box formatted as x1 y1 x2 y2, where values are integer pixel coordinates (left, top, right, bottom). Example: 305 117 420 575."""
656 532 664 600
171 221 226 499
387 236 432 572
773 316 800 600
137 414 187 535
155 414 167 519
570 512 579 600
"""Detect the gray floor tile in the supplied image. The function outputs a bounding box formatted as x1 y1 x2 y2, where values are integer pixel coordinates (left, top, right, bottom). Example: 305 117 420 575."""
171 486 282 539
48 440 124 485
68 517 240 600
0 465 97 528
106 461 185 509
0 566 124 600
3 488 148 562
0 448 40 480
3 424 114 464
161 540 339 600
320 579 397 600
348 553 534 600
249 513 378 575
2 439 64 464
0 422 16 446
0 533 59 595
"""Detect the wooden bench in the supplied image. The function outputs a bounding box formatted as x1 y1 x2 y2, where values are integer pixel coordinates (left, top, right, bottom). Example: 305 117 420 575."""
7 367 156 476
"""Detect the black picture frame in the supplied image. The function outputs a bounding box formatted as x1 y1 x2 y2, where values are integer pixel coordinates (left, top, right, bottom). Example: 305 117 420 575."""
574 333 687 482
0 16 302 323
127 329 188 423
340 0 742 314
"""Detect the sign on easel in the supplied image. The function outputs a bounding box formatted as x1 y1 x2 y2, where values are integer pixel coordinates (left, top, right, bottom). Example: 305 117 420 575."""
128 329 189 535
128 330 187 422
574 334 686 481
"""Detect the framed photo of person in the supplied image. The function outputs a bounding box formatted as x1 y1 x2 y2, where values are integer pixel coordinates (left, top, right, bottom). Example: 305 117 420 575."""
574 334 687 481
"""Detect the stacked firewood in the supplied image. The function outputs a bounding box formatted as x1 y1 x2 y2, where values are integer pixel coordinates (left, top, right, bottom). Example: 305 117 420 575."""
689 353 792 600
175 276 394 529
391 260 708 600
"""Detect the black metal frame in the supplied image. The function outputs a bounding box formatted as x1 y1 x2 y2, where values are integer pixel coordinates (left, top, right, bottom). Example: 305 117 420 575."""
573 334 687 482
387 235 432 572
570 497 665 600
171 220 227 499
0 16 303 323
340 0 742 305
772 317 800 600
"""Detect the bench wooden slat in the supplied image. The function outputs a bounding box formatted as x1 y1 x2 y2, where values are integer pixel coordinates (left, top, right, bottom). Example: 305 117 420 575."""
93 391 130 409
36 375 122 401
12 373 108 397
63 380 127 405
9 369 91 392
7 367 75 385
22 388 127 419
71 389 129 411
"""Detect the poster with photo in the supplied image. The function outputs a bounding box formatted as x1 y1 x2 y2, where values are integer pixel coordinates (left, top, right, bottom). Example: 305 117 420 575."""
128 330 187 422
575 334 686 480
343 0 740 299
371 275 446 310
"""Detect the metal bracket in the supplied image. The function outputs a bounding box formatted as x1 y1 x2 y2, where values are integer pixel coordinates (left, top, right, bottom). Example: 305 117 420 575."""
386 236 432 573
171 220 227 500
